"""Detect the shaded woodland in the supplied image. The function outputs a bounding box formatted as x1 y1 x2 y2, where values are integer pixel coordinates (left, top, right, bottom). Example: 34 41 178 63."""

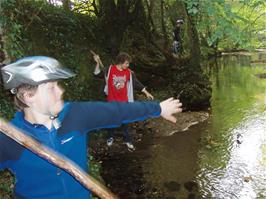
1 0 265 110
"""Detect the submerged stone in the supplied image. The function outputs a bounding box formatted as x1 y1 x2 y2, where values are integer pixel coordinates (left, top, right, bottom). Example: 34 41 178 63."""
163 181 181 192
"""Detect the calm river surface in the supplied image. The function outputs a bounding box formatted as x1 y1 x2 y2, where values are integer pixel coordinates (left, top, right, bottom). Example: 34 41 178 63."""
139 52 266 199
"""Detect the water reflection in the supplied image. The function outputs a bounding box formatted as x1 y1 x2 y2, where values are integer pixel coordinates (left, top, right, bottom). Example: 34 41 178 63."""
198 52 266 198
139 52 266 199
221 54 252 67
199 114 266 198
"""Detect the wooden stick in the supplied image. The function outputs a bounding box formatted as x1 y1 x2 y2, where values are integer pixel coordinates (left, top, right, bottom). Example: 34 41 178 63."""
90 50 105 69
0 118 119 199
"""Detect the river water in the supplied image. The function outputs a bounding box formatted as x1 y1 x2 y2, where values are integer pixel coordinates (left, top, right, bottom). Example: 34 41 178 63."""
137 52 266 199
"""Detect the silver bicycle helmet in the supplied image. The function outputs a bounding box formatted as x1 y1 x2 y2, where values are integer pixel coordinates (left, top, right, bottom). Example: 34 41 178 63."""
1 56 75 91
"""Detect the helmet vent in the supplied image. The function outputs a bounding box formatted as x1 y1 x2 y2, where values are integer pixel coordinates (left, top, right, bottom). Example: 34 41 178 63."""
17 61 33 67
38 64 51 72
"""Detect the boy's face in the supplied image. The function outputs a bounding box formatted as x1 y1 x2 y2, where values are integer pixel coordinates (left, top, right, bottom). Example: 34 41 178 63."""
121 60 130 70
29 81 64 116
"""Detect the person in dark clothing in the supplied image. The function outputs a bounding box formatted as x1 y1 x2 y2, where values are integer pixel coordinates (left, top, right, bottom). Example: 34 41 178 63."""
0 56 182 199
172 19 184 55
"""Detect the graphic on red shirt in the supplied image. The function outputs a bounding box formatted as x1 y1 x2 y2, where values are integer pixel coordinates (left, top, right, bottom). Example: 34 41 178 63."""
112 75 127 90
107 65 130 102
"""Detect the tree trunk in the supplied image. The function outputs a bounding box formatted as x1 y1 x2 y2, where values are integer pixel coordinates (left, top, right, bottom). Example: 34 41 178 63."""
98 0 145 56
185 10 201 66
0 31 5 63
0 27 10 65
144 0 156 33
160 0 169 48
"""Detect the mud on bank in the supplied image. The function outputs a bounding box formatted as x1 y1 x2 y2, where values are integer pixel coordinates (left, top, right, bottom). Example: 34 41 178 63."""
90 111 209 199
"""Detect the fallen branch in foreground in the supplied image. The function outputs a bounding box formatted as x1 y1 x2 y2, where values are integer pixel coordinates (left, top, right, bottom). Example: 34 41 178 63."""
0 118 119 199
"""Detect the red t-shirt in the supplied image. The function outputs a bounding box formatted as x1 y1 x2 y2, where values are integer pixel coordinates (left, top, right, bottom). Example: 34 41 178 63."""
107 65 131 102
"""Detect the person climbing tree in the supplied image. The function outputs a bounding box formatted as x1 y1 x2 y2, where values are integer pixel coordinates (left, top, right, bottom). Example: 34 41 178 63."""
172 19 184 55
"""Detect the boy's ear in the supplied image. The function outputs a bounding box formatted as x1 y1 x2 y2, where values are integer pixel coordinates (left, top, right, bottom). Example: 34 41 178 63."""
22 91 35 105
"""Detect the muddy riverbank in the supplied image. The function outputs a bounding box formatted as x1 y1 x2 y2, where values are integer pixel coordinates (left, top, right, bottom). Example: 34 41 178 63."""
89 111 209 199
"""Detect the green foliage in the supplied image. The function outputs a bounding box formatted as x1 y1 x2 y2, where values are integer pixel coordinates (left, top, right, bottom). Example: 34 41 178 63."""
1 0 104 101
194 0 266 54
0 170 14 199
0 0 24 58
71 0 97 15
88 155 104 183
171 65 211 110
0 85 15 119
155 0 265 56
0 1 106 197
184 0 199 15
88 155 103 199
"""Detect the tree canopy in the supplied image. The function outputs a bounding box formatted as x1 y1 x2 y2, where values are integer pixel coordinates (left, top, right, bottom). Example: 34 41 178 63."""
1 0 265 110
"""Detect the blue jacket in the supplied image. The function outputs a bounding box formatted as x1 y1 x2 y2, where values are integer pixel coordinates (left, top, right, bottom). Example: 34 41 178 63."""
0 101 161 199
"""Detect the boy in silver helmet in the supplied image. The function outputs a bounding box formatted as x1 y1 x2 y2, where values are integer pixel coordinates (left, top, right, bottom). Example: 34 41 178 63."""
0 56 182 199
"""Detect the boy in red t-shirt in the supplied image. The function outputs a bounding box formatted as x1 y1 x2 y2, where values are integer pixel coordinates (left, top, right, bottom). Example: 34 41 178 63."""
93 52 153 151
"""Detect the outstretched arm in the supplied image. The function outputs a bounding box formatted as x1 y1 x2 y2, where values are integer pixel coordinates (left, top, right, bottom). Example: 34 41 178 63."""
131 71 154 100
60 99 182 133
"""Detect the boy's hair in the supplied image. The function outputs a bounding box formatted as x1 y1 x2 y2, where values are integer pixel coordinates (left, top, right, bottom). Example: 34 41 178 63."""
115 52 132 64
14 84 38 111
